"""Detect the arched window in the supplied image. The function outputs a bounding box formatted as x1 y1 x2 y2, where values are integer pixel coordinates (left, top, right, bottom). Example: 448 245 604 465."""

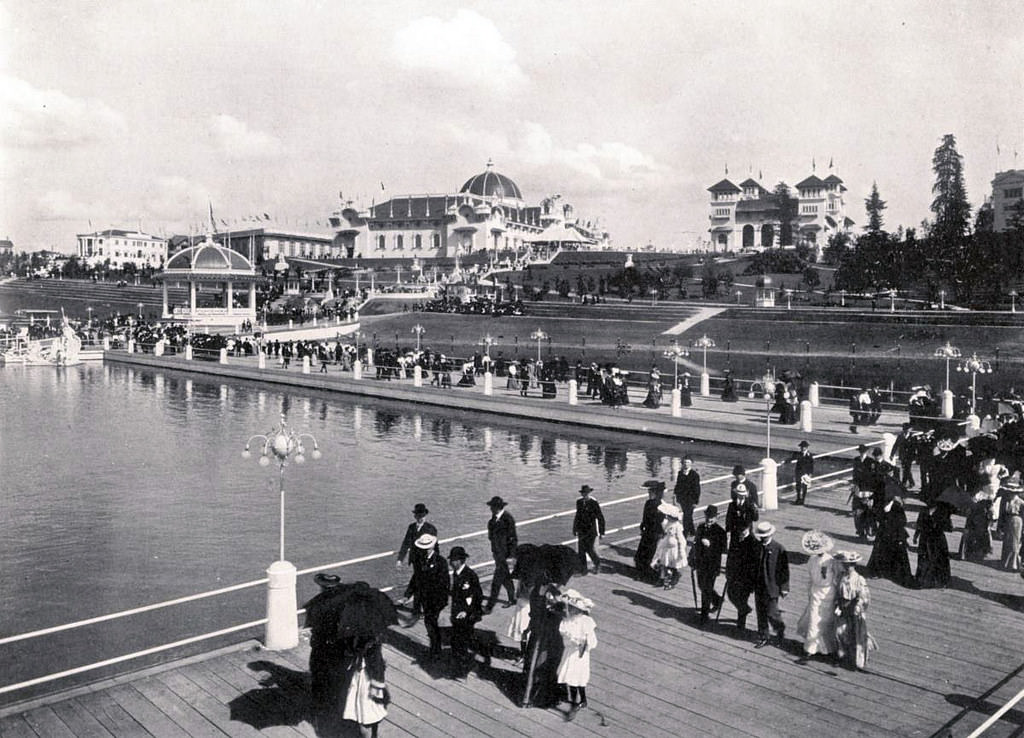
376 235 386 250
742 225 755 249
432 233 441 249
395 234 404 250
413 234 422 250
760 224 774 248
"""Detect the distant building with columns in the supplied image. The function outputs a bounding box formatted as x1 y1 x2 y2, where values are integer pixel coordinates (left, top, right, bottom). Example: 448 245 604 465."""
992 169 1024 232
329 161 608 260
708 170 853 251
76 229 167 269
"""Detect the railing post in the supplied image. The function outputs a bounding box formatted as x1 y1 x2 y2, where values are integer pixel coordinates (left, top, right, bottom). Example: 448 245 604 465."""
882 432 897 462
568 378 578 405
258 351 266 369
288 319 294 329
353 359 363 380
103 336 110 351
127 338 135 354
264 560 298 650
942 390 954 419
700 372 710 397
302 356 311 374
671 388 682 417
483 371 493 396
185 344 193 361
414 364 423 387
219 347 228 364
809 382 820 407
800 400 813 432
761 458 778 511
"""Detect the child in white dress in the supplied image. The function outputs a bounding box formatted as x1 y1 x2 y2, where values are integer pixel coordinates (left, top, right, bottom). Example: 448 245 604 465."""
555 589 597 716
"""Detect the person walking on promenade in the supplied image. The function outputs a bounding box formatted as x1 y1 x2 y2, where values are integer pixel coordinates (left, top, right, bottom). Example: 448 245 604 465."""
555 589 597 720
833 551 877 671
653 502 689 589
573 485 606 575
634 480 665 581
730 465 758 506
753 521 789 649
339 634 390 738
1000 479 1024 571
692 505 727 627
892 423 918 489
796 531 839 662
867 486 914 586
395 503 437 617
680 372 693 407
414 534 450 660
725 524 759 634
485 496 518 612
721 370 738 402
305 573 344 706
791 441 814 505
726 483 759 550
959 489 994 562
913 503 952 588
448 546 483 678
674 456 701 538
642 368 663 408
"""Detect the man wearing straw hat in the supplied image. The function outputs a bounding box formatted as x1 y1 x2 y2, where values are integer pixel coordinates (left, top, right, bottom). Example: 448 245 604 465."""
414 533 450 660
752 521 789 649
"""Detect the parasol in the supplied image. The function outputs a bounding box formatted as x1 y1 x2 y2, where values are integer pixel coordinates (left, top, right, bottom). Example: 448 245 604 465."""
513 543 580 586
936 485 974 515
304 580 397 640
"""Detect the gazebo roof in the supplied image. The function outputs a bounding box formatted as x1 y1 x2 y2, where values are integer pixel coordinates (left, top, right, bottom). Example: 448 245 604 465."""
159 236 257 282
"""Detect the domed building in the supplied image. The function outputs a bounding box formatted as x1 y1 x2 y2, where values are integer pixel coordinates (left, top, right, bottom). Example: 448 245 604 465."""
327 160 607 261
157 235 258 331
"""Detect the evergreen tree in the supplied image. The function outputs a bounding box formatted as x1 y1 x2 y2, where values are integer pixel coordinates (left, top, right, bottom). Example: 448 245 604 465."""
864 182 887 235
773 183 798 246
974 201 994 233
930 133 971 240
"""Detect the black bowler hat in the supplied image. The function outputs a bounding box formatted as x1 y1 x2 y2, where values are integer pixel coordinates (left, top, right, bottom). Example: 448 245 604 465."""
314 573 341 589
733 465 746 476
579 484 593 495
449 546 469 561
413 503 429 516
705 504 719 518
799 441 809 448
486 495 507 508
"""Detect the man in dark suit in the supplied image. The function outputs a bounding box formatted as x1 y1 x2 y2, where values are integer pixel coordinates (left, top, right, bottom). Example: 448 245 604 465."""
414 534 450 660
892 423 917 488
634 480 664 581
752 521 789 648
692 505 727 626
573 484 606 575
725 525 759 633
673 456 701 538
791 441 814 505
725 483 759 550
730 465 759 506
448 546 483 678
485 495 517 612
395 503 438 616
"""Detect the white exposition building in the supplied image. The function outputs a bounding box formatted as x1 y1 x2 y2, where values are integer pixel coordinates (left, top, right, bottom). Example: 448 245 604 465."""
76 229 167 269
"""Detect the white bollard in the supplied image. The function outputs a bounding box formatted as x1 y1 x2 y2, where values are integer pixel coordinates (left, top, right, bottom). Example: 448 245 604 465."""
258 351 266 369
967 414 981 433
366 350 374 368
127 338 135 354
942 390 954 419
353 360 363 380
185 344 193 361
484 371 493 396
882 432 897 462
302 356 311 374
700 372 711 397
671 388 682 417
219 347 228 364
568 379 578 405
288 319 294 329
264 560 298 650
313 316 317 326
154 340 164 357
414 364 423 387
809 382 820 408
354 311 359 322
761 458 778 511
103 336 110 351
800 400 813 432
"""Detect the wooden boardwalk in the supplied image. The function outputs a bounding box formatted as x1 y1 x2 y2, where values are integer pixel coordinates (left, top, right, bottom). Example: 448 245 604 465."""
2 481 1022 737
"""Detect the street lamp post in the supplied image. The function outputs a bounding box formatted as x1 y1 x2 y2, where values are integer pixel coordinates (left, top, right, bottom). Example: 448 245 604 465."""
137 302 144 319
939 289 946 310
735 289 742 304
662 342 690 389
785 289 793 310
86 306 93 327
411 324 425 352
480 333 496 360
761 370 775 457
530 328 548 363
934 342 962 392
692 334 715 396
242 414 321 650
890 290 896 313
956 353 993 415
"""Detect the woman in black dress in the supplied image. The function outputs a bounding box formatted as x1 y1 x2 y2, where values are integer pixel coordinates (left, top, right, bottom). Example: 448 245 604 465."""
868 491 914 587
912 503 952 588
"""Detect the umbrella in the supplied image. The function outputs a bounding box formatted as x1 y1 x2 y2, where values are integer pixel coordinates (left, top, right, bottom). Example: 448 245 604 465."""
513 543 580 586
303 581 397 641
936 485 974 515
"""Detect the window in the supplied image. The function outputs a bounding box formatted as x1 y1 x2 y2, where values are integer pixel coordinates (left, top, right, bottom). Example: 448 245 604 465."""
395 235 404 250
801 205 819 214
376 235 386 250
432 233 441 249
714 208 731 217
413 234 422 250
1006 188 1023 199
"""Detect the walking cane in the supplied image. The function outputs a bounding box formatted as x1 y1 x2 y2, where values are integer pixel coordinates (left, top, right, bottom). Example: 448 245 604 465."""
689 567 698 609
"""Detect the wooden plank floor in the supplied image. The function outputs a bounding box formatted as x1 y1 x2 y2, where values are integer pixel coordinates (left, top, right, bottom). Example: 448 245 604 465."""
2 482 1022 737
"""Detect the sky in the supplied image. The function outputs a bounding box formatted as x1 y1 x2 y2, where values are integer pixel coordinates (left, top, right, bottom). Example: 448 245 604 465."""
1 0 1023 253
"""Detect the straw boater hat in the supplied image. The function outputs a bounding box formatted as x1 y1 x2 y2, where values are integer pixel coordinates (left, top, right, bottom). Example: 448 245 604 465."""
734 483 749 496
833 550 862 565
313 573 341 589
657 502 683 519
801 530 835 555
753 521 776 539
559 589 594 613
414 533 437 550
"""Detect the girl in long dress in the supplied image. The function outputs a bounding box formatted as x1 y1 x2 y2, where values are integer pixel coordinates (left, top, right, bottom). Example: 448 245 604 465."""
1000 487 1024 571
913 503 952 588
555 590 597 716
796 531 839 659
653 503 688 590
338 635 388 738
833 551 876 671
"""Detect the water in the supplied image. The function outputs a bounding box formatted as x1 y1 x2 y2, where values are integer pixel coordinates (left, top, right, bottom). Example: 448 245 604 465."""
0 362 821 702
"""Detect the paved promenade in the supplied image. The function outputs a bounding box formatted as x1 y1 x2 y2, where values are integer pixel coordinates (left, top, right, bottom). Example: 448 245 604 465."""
1 479 1021 737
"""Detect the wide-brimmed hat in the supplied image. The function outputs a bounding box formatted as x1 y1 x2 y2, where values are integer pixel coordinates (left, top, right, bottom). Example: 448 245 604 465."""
559 588 594 613
486 495 507 508
799 440 810 448
413 503 429 516
857 444 868 453
657 502 682 519
414 533 437 550
734 483 749 495
753 521 776 539
705 504 719 518
579 484 594 495
314 572 341 589
733 465 746 476
448 546 469 561
833 550 862 565
642 479 665 491
801 530 835 555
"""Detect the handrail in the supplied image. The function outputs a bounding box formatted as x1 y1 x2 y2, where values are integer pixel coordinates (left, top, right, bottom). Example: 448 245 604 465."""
965 688 1024 737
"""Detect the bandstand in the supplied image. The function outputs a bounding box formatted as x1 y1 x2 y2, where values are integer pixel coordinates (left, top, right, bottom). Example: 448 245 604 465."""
157 235 259 332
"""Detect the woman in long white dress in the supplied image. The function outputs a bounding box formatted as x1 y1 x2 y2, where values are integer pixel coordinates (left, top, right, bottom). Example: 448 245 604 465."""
796 531 840 661
653 503 689 589
555 589 597 716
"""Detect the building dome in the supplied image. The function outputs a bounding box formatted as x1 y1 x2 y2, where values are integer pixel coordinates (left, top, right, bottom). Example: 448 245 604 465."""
459 160 523 202
164 238 254 273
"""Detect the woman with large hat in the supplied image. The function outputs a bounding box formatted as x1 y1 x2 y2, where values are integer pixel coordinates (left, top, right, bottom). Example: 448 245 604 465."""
796 531 840 661
832 551 877 671
912 502 953 588
653 502 689 589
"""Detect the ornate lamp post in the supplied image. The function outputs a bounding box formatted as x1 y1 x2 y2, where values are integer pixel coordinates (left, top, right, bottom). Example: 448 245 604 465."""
934 342 961 392
956 353 993 414
938 289 946 310
662 341 690 388
761 370 775 457
530 328 548 363
86 306 93 327
889 289 897 313
691 334 715 396
137 302 144 319
411 323 425 352
242 414 321 649
840 289 846 307
785 289 793 310
480 333 496 360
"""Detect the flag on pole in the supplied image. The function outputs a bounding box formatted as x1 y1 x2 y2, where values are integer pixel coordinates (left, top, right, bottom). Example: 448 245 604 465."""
209 202 217 233
724 163 728 175
828 157 834 169
381 181 386 191
812 157 816 172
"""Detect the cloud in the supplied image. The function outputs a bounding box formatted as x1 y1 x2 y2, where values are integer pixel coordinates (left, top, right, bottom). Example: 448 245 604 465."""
0 75 126 149
208 114 282 158
392 9 526 92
